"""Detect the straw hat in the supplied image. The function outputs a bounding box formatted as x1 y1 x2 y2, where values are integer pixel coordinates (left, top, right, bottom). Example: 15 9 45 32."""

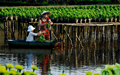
27 25 35 32
41 11 51 16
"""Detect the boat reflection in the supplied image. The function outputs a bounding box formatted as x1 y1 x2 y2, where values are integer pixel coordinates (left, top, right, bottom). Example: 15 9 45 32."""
6 48 63 55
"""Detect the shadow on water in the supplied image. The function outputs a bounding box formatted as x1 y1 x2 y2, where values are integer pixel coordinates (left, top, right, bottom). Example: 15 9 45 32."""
0 25 119 75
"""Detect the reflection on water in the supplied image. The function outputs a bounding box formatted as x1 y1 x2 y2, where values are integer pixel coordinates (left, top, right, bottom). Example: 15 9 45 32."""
0 25 120 75
0 48 63 75
27 53 34 68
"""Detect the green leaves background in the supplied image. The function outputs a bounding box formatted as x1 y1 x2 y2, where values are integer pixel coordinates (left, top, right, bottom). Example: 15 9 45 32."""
0 5 120 19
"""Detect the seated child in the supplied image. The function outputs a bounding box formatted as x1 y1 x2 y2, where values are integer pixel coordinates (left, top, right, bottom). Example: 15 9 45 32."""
26 25 45 42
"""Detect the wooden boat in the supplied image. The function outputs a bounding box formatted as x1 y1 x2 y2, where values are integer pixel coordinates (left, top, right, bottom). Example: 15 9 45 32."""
7 40 63 49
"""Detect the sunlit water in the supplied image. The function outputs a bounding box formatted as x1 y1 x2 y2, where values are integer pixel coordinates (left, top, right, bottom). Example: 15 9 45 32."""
0 25 119 75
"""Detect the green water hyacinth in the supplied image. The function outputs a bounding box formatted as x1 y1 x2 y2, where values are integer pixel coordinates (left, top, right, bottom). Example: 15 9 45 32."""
16 72 21 75
105 64 116 73
115 63 120 68
15 65 23 72
31 66 37 72
47 68 53 75
101 69 113 75
94 73 100 75
96 63 120 75
30 72 37 75
24 71 30 75
6 64 14 71
10 69 17 72
9 71 16 75
0 66 6 71
113 68 120 75
0 70 8 75
31 66 37 70
86 71 92 75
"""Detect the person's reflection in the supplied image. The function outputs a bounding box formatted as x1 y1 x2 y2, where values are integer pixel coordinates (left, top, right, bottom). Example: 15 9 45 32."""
40 54 50 75
27 53 34 69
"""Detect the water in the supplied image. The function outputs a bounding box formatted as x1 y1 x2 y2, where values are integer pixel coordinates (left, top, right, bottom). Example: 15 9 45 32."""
0 48 104 75
0 25 119 75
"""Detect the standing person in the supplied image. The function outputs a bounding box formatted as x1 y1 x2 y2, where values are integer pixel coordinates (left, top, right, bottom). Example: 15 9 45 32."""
39 11 53 40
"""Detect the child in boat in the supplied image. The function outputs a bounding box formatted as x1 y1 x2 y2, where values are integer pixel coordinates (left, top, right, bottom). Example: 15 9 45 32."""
39 11 53 40
26 25 45 42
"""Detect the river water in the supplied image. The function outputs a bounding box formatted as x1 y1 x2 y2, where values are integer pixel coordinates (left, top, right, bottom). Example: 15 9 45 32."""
0 25 119 75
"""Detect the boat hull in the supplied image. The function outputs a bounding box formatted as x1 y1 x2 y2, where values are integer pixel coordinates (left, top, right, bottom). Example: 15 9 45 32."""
7 40 63 49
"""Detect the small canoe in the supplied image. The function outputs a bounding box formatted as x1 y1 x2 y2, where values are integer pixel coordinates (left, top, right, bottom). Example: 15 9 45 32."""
7 40 63 49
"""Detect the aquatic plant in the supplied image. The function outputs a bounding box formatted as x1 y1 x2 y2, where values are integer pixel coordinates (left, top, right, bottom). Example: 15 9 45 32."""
6 64 14 71
86 71 92 75
47 68 53 75
60 70 66 75
30 72 37 75
15 65 23 72
94 73 100 75
95 63 120 75
31 66 37 72
0 64 39 75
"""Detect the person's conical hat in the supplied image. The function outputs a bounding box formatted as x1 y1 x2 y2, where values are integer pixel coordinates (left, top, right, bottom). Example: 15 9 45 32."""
41 11 51 16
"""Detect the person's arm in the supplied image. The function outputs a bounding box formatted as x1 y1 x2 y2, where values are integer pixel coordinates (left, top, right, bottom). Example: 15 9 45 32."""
48 19 53 25
31 32 42 36
48 19 53 30
37 31 46 36
39 20 47 26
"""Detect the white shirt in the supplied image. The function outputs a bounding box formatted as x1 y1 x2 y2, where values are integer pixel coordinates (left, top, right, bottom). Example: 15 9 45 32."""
26 32 37 42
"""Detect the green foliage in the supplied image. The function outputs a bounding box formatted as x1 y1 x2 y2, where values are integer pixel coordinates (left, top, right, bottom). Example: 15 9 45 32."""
9 71 16 75
22 13 26 18
0 12 3 17
86 71 92 75
15 65 23 70
31 66 37 70
100 63 120 75
46 23 51 28
6 64 14 69
39 34 53 42
38 34 45 42
101 69 113 75
30 72 37 75
41 1 49 6
0 5 120 20
0 64 38 75
94 73 100 75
